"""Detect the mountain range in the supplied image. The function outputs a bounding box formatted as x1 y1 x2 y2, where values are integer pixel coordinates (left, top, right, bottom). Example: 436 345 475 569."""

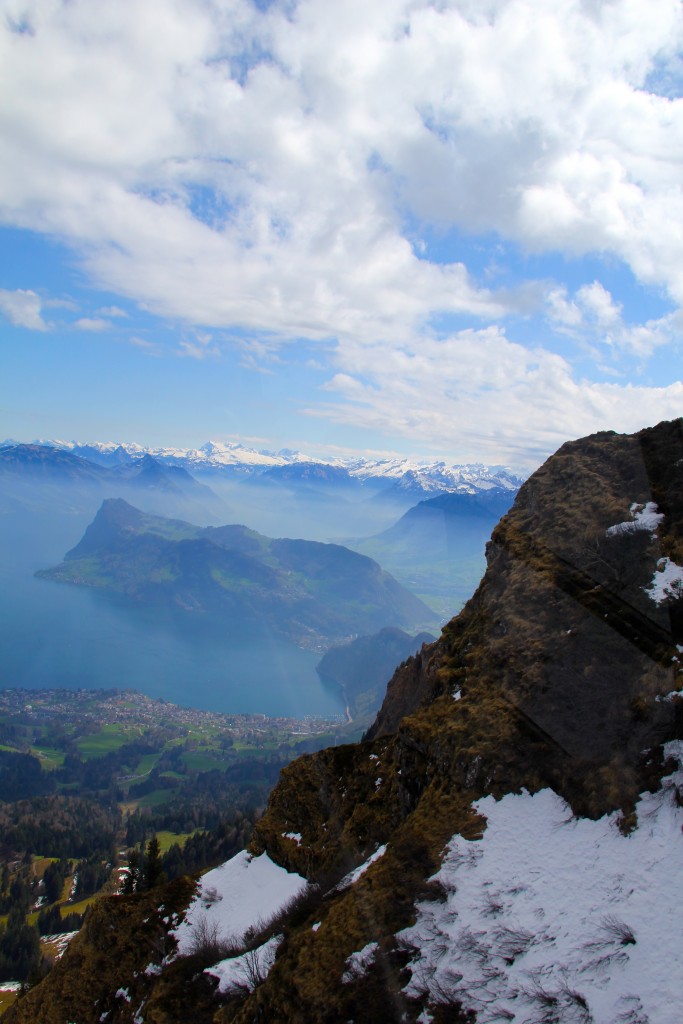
1 437 525 500
0 443 228 522
0 442 524 610
8 420 683 1024
37 498 436 650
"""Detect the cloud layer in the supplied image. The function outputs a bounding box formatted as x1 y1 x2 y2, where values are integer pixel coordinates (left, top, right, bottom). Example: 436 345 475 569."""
1 0 682 462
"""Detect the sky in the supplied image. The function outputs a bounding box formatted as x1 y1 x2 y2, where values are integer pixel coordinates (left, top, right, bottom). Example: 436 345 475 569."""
1 0 682 471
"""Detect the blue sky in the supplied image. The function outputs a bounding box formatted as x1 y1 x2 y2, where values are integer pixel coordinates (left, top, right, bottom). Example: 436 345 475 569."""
1 0 682 471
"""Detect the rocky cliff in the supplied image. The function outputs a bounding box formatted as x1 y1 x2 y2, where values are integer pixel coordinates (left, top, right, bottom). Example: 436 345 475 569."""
8 420 683 1024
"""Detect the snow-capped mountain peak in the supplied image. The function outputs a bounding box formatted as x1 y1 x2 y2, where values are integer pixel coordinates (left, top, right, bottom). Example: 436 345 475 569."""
6 438 526 493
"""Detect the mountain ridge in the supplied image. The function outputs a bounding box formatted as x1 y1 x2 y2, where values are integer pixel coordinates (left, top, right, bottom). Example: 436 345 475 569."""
0 443 228 522
2 437 525 496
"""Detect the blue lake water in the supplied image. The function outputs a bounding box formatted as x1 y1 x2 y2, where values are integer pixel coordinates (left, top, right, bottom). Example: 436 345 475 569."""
0 511 345 718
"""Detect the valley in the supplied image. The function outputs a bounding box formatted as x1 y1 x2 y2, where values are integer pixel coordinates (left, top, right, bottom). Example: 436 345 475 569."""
0 686 350 1011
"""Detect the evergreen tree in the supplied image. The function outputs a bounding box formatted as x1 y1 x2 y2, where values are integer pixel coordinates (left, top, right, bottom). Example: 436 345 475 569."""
143 834 165 891
42 859 69 904
121 848 141 895
0 912 41 982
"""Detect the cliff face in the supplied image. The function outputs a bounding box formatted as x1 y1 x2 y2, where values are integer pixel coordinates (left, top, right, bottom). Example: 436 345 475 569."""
8 420 683 1024
235 421 683 1021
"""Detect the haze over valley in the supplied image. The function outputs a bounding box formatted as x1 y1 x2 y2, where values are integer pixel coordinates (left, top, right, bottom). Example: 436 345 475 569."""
0 438 517 720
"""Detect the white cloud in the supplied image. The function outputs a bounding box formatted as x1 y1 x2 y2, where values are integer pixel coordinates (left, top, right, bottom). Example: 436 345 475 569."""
546 287 582 328
546 281 683 357
307 327 683 467
0 0 682 461
43 297 79 311
178 330 220 359
73 317 110 331
96 305 128 318
0 287 47 330
1 0 682 336
576 281 622 328
129 335 161 354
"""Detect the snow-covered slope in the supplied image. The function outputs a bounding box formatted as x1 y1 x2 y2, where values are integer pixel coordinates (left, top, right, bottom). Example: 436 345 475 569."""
351 459 521 494
174 851 307 955
401 741 683 1024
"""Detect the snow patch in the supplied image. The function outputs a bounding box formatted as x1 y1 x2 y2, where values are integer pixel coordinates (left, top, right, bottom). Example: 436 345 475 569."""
206 935 282 993
41 931 78 961
283 832 302 845
401 742 683 1023
338 845 388 890
173 851 307 954
646 557 683 604
606 501 664 537
342 941 379 983
656 689 683 702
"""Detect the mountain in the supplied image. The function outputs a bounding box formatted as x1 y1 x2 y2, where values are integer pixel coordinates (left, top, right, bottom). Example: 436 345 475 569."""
0 444 214 497
9 437 525 497
63 439 309 474
37 499 436 648
350 488 517 617
0 443 109 484
10 420 683 1024
316 626 435 725
257 462 362 492
0 443 228 522
3 439 524 542
369 464 523 502
70 443 142 467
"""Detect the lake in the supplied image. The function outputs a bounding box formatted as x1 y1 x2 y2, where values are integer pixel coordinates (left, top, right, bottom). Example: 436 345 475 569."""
0 509 345 719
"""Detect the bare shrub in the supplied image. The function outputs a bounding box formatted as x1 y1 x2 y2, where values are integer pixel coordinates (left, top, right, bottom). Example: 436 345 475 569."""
186 914 242 968
480 890 505 917
201 886 221 908
236 943 273 991
425 975 477 1023
558 983 592 1022
601 915 636 946
613 994 648 1024
239 883 323 950
584 914 636 952
491 924 534 964
523 984 561 1024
